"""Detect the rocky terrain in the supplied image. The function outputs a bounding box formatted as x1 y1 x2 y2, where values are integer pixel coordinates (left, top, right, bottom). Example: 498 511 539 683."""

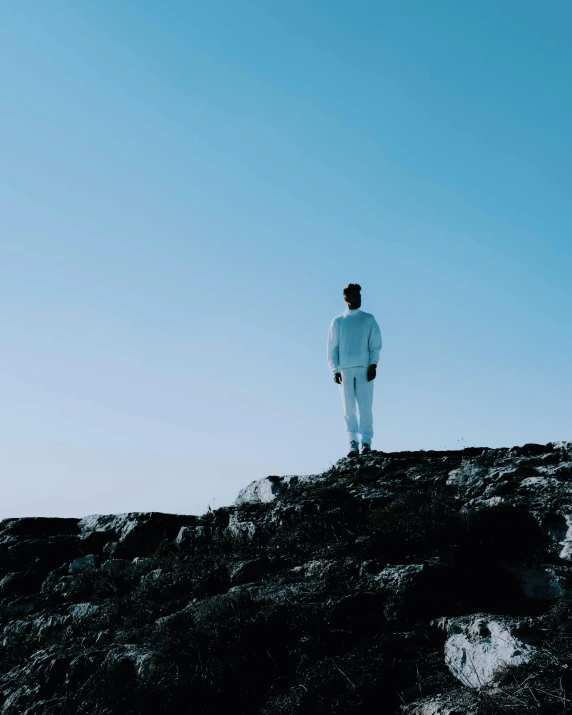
1 441 572 714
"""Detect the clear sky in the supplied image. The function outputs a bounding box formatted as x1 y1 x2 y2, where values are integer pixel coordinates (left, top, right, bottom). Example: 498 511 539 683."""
1 1 570 520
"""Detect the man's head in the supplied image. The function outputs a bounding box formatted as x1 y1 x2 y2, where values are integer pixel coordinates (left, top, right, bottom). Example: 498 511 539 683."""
343 283 362 310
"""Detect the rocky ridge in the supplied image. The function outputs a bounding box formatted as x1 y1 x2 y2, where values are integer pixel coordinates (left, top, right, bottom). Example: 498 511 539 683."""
1 441 572 713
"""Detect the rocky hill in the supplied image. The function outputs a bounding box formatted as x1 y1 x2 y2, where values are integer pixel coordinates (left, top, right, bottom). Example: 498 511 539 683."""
1 441 572 714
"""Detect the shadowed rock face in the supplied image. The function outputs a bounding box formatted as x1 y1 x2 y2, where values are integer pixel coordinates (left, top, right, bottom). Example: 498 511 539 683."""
1 441 572 714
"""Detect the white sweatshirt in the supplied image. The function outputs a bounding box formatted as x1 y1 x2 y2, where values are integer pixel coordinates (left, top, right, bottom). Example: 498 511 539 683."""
327 308 382 376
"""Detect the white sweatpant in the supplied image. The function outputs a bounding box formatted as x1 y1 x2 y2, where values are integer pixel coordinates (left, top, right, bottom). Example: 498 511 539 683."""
339 366 374 445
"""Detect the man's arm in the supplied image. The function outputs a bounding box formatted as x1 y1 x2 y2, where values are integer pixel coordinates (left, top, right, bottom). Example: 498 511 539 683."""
368 316 382 367
327 319 341 380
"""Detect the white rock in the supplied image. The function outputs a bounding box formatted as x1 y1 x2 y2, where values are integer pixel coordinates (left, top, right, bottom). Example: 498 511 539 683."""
435 615 538 687
175 525 206 545
234 474 325 505
400 690 478 714
227 512 257 539
235 477 281 505
559 514 572 560
78 513 137 538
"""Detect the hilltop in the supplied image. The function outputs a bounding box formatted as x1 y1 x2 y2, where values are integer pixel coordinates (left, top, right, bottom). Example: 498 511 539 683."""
1 441 572 714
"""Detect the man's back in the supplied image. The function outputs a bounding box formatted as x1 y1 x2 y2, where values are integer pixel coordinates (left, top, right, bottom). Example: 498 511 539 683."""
328 308 382 375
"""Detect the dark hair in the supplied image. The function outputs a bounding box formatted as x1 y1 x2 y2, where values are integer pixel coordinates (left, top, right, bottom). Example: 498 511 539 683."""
343 283 362 296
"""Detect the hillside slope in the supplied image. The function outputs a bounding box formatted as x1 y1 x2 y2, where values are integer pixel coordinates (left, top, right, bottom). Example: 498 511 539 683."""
1 442 572 714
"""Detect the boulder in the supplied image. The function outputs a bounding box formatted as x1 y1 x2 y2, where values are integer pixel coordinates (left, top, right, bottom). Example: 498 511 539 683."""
235 475 286 505
77 512 198 559
0 517 80 539
0 613 71 648
501 563 572 600
2 536 83 571
68 554 99 574
227 511 258 540
40 574 75 600
235 474 325 505
175 525 208 546
434 614 541 687
0 569 46 596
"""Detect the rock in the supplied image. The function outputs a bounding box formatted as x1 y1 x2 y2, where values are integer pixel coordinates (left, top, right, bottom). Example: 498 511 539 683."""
227 511 258 540
102 644 158 679
175 525 208 546
374 563 425 590
1 441 572 714
40 574 75 599
77 512 198 559
434 614 540 687
131 556 166 573
558 514 572 560
227 580 312 602
139 568 164 585
101 558 134 575
3 536 83 572
68 554 99 574
400 689 479 714
68 602 102 621
0 614 71 648
132 556 160 567
0 569 45 596
228 558 267 585
235 476 286 505
102 540 120 557
290 559 337 580
365 564 453 622
3 596 46 617
234 474 325 505
0 517 80 539
501 563 572 599
78 529 110 553
0 617 33 646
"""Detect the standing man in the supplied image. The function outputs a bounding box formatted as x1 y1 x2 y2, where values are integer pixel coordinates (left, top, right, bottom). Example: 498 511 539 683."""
327 283 382 457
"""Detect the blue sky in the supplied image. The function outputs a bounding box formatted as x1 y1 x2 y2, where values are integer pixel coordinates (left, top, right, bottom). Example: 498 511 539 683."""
1 0 570 519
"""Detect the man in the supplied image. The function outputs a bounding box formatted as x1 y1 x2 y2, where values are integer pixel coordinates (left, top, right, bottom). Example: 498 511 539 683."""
327 283 382 457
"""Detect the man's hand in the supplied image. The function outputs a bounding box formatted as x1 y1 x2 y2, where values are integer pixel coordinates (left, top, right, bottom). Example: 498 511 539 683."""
334 373 342 384
367 364 377 382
